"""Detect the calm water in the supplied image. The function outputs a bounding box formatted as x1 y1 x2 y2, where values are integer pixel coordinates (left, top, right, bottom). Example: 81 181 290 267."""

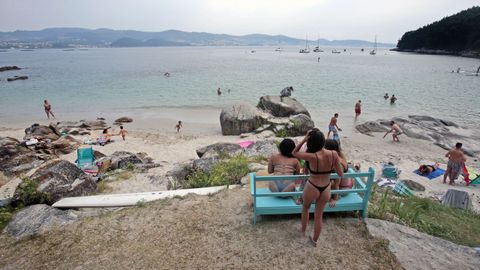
0 47 479 129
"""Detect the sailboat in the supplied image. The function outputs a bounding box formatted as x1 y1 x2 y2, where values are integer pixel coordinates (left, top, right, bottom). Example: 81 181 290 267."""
370 35 377 55
275 36 283 52
313 35 323 52
299 34 310 53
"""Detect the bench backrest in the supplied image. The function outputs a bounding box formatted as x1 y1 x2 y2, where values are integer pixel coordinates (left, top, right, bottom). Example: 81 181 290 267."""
250 167 375 216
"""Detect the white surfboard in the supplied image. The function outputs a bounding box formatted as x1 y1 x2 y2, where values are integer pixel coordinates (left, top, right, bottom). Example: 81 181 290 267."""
52 185 237 208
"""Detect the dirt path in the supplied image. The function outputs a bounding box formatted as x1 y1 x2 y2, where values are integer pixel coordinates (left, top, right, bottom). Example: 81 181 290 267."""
0 188 400 270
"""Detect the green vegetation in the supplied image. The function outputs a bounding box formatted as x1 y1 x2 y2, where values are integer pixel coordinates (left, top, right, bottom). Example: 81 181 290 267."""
14 178 49 207
186 154 250 188
369 186 480 247
0 207 13 231
397 6 480 54
275 129 288 138
96 181 113 194
125 163 135 171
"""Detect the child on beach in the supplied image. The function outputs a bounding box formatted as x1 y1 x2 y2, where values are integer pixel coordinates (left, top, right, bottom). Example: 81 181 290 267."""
118 126 128 141
175 121 183 133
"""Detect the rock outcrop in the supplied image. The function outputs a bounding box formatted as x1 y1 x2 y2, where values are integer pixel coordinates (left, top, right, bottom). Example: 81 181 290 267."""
366 218 480 270
356 115 480 156
7 76 28 82
14 159 97 204
0 136 52 176
4 204 80 238
196 143 242 158
24 124 60 141
220 95 315 136
219 103 267 135
56 119 108 131
257 96 310 117
97 151 160 171
114 117 133 125
0 66 21 72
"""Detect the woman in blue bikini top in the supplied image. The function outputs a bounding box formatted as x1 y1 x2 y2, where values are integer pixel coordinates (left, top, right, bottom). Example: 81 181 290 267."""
293 128 344 247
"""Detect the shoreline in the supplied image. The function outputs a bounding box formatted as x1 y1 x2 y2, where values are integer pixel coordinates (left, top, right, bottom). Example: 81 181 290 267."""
391 48 480 59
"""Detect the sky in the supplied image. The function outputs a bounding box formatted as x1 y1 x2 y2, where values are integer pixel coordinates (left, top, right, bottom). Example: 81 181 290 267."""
1 0 478 43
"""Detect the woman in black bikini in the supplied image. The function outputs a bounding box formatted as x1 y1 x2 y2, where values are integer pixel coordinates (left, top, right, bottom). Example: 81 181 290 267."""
293 129 344 247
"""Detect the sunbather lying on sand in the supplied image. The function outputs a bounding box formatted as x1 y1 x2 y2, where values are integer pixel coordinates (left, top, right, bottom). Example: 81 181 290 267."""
418 163 439 175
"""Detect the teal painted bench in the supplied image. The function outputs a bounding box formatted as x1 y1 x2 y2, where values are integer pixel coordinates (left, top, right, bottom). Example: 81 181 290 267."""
250 168 375 224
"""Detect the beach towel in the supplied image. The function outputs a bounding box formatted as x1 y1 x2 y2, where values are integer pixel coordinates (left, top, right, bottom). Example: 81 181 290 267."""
465 167 480 185
414 168 445 180
238 140 254 148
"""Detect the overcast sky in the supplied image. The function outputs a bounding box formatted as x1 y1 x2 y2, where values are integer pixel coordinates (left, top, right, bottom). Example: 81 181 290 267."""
1 0 478 42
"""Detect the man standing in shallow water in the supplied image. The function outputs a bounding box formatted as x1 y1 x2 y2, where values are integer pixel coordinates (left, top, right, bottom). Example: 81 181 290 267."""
443 142 467 185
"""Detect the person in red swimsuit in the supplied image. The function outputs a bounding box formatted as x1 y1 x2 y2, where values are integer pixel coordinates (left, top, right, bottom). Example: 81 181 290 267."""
355 100 361 120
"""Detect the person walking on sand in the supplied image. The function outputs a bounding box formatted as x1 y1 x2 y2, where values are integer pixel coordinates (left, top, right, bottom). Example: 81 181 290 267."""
293 129 344 247
217 87 222 96
118 126 128 141
175 121 183 133
443 142 467 185
43 100 55 119
327 113 342 139
383 120 403 142
390 94 397 104
355 100 362 120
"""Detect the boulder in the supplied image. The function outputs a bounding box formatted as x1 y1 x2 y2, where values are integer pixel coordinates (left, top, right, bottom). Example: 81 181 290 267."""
0 178 22 207
192 157 218 173
21 159 96 204
196 143 242 158
24 124 60 141
4 204 80 238
248 163 266 172
167 161 194 182
49 136 81 155
287 114 315 136
108 151 144 170
114 117 133 125
244 140 278 158
57 120 107 131
257 96 310 117
219 103 267 135
0 136 51 176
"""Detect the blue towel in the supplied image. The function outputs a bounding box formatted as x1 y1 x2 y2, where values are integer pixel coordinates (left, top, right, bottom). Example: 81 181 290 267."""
414 168 445 180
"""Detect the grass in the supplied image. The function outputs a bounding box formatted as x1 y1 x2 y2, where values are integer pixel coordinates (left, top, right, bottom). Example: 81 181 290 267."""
95 181 113 194
0 207 13 231
186 154 250 188
13 177 49 207
368 186 480 247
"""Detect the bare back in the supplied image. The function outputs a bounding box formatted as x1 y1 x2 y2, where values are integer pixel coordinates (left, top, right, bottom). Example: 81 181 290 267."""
268 154 300 175
304 149 343 186
448 148 465 163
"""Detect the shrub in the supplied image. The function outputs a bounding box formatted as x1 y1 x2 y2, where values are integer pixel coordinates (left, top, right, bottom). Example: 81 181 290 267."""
0 207 13 231
186 155 250 188
275 129 288 138
14 177 49 207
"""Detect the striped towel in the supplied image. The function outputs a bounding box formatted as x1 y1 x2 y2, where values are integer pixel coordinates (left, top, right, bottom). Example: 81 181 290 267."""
393 182 415 197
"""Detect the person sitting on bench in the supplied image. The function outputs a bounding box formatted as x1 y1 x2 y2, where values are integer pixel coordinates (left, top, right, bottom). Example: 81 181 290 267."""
268 138 301 192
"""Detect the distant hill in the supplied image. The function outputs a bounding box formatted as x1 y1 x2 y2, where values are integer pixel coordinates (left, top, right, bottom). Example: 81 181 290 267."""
0 28 394 49
396 6 480 57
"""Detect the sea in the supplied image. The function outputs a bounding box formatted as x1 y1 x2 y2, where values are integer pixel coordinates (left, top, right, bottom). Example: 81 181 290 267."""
0 46 479 131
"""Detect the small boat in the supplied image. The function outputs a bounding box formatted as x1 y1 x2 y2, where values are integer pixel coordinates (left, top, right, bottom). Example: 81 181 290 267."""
361 48 364 52
299 34 310 53
332 49 341 54
313 35 323 52
251 50 256 53
370 35 377 55
275 47 283 52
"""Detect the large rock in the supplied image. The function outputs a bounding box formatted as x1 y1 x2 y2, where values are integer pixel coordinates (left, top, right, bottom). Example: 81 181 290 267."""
57 120 108 131
167 161 194 182
366 219 480 270
24 124 60 141
4 204 80 238
19 159 97 204
244 140 278 158
220 103 267 135
196 143 242 158
108 151 143 170
49 136 81 155
192 157 218 173
355 121 389 134
287 114 315 136
114 117 133 125
356 116 480 156
257 96 310 117
0 136 51 176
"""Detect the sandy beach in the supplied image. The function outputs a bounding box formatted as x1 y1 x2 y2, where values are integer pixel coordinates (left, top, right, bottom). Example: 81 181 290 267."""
1 108 478 210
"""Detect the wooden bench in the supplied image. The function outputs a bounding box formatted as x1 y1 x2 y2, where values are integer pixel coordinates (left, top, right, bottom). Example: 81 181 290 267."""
250 168 375 224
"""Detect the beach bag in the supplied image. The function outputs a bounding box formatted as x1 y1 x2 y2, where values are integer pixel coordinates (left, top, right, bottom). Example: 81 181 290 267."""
382 163 401 179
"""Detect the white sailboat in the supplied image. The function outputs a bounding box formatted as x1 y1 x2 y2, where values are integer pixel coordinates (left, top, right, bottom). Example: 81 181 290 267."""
299 34 310 53
370 35 377 55
313 35 323 52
